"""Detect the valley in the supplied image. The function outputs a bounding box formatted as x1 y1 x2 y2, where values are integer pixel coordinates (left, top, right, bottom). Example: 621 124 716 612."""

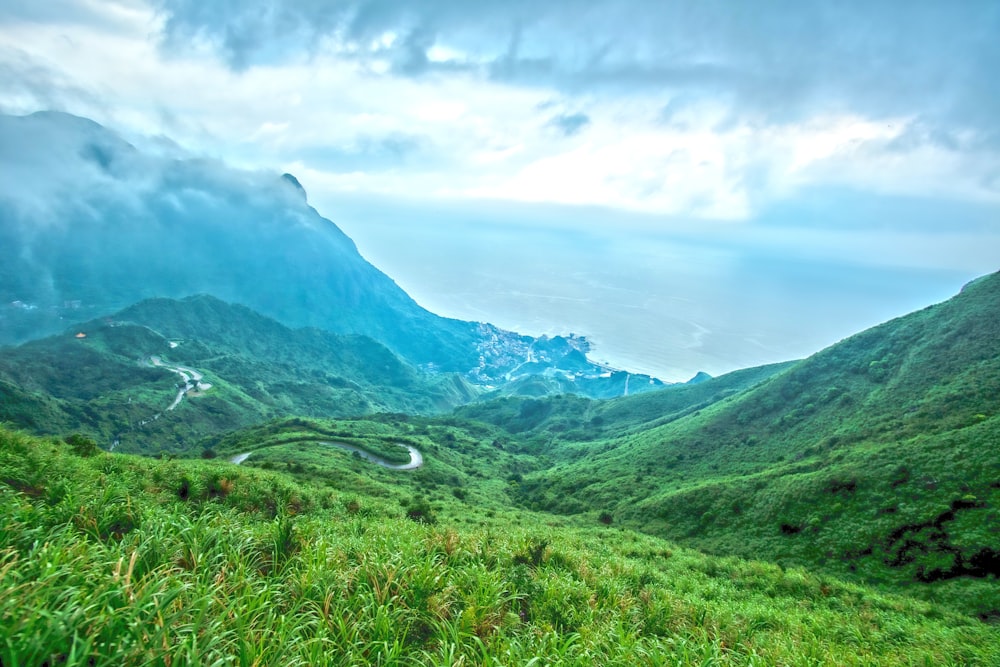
0 111 998 665
4 287 1000 666
2 272 998 630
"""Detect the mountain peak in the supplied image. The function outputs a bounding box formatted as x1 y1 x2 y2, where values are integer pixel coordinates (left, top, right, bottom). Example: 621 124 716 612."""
281 173 307 201
0 110 665 395
686 371 712 384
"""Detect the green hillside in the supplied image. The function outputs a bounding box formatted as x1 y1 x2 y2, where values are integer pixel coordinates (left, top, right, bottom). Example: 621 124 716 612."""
512 271 1000 617
3 273 1000 664
456 361 795 449
0 296 476 454
3 426 998 666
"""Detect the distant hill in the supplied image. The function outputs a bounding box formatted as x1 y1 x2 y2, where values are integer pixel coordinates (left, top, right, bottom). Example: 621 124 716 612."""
0 111 672 396
0 295 476 454
455 361 793 447
0 111 486 373
512 271 1000 617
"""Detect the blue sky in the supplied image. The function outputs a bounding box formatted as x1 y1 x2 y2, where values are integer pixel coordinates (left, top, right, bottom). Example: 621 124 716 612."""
1 0 999 378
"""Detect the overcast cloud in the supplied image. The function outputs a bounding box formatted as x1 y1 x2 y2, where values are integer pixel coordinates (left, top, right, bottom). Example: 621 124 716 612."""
154 0 1000 127
1 0 998 378
2 0 998 218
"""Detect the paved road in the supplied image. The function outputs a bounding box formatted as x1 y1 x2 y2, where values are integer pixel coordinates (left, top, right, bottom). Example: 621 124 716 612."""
229 441 423 470
149 356 212 411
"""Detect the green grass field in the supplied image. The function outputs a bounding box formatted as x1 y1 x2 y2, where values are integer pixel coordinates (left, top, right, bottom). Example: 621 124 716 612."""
3 426 999 666
4 274 1000 663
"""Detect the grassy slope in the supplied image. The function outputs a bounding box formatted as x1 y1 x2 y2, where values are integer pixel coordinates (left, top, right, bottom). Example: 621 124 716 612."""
513 271 1000 616
113 295 478 412
455 361 795 449
3 426 998 666
204 414 542 520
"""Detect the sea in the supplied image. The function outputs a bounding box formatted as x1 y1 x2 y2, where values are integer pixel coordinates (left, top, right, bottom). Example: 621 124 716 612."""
331 197 978 383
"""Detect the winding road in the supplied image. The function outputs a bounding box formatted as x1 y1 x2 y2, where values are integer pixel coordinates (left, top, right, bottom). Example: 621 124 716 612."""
129 356 212 429
323 441 423 470
150 356 213 410
229 441 423 470
120 355 421 471
144 357 422 471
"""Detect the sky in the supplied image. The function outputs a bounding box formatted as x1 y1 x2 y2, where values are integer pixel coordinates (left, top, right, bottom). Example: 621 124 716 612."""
2 0 999 380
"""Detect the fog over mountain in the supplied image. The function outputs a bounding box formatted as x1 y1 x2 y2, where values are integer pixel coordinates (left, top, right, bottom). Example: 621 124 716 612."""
3 6 1000 659
0 111 482 369
0 111 673 399
1 0 999 378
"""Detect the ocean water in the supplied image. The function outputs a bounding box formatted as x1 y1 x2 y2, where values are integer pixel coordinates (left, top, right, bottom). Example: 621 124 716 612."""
331 199 976 382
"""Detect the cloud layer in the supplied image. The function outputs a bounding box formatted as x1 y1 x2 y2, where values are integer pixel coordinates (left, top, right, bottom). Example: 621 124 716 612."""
2 0 998 222
1 0 998 376
153 0 1000 134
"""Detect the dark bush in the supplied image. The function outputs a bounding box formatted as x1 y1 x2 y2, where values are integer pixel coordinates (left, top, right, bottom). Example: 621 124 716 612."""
406 498 436 524
825 478 858 495
65 433 98 457
177 476 191 501
780 523 803 535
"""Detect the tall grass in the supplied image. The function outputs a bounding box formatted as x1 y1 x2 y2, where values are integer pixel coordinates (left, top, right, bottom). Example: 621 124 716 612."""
2 427 998 665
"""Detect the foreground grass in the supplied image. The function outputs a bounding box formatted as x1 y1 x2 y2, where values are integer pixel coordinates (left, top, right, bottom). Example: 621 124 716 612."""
2 428 998 666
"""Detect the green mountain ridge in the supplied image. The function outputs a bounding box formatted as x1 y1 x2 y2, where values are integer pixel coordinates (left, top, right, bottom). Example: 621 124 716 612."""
0 295 478 454
0 111 668 398
508 270 1000 617
0 293 683 454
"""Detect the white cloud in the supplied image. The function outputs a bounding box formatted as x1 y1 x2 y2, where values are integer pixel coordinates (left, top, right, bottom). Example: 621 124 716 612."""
1 0 999 235
3 0 998 380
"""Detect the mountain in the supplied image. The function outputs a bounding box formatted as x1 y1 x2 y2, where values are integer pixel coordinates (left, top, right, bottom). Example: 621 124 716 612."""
0 111 668 397
509 270 1000 617
454 361 794 446
2 425 999 665
4 107 998 641
0 111 486 372
0 295 476 454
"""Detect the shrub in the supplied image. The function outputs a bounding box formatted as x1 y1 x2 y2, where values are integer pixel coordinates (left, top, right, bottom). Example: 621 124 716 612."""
406 498 437 524
64 433 98 457
514 539 549 568
780 523 803 535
